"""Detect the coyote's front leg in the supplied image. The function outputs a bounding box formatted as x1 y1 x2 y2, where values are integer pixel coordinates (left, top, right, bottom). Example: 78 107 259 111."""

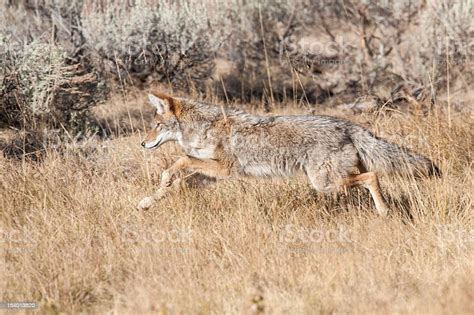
137 178 182 210
138 156 230 210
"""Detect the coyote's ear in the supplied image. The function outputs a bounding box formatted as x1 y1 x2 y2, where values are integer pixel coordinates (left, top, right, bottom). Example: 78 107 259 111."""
148 94 169 114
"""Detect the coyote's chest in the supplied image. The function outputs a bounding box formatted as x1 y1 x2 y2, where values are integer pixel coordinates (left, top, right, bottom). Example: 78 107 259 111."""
180 136 217 159
187 146 216 159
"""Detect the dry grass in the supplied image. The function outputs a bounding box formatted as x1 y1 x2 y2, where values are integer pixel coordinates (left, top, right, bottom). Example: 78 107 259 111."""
0 97 473 314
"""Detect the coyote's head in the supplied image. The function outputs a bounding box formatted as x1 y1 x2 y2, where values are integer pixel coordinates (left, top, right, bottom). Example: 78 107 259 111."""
141 93 182 149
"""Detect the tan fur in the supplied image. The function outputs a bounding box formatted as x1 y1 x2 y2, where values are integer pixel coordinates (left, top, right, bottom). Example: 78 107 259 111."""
151 91 182 118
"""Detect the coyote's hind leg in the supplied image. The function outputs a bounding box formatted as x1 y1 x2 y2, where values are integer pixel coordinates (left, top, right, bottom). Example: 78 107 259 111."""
340 172 389 216
305 166 389 216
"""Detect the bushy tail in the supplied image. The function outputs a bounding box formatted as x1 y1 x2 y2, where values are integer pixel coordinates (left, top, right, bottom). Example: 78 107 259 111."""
351 127 441 177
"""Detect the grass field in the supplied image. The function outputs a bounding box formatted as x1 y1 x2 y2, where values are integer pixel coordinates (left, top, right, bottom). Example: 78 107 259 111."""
1 96 472 314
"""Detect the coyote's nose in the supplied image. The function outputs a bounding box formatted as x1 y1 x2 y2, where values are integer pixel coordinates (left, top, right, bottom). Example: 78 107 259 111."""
141 141 146 147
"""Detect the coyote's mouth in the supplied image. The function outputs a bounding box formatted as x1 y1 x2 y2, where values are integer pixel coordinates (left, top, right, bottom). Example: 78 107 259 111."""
149 139 162 149
142 138 162 149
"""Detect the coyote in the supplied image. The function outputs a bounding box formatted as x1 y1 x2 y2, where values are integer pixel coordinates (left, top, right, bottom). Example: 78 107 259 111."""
138 92 440 215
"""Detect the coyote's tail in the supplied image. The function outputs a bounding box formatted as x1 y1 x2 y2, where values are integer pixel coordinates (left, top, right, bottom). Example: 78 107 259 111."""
351 127 441 177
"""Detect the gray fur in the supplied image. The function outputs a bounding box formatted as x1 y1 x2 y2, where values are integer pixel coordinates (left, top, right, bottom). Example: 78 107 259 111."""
176 98 439 188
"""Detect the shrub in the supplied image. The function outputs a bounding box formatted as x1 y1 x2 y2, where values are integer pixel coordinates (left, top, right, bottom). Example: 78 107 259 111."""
216 0 315 104
411 0 473 90
298 0 473 100
1 0 471 109
0 37 105 134
1 0 88 62
81 0 227 89
216 0 473 104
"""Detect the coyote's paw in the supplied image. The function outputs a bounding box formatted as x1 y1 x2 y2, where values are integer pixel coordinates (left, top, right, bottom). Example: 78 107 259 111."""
138 196 155 210
160 170 172 188
377 206 389 217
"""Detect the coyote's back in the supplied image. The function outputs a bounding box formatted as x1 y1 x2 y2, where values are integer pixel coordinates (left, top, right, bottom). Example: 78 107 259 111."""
227 113 440 179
